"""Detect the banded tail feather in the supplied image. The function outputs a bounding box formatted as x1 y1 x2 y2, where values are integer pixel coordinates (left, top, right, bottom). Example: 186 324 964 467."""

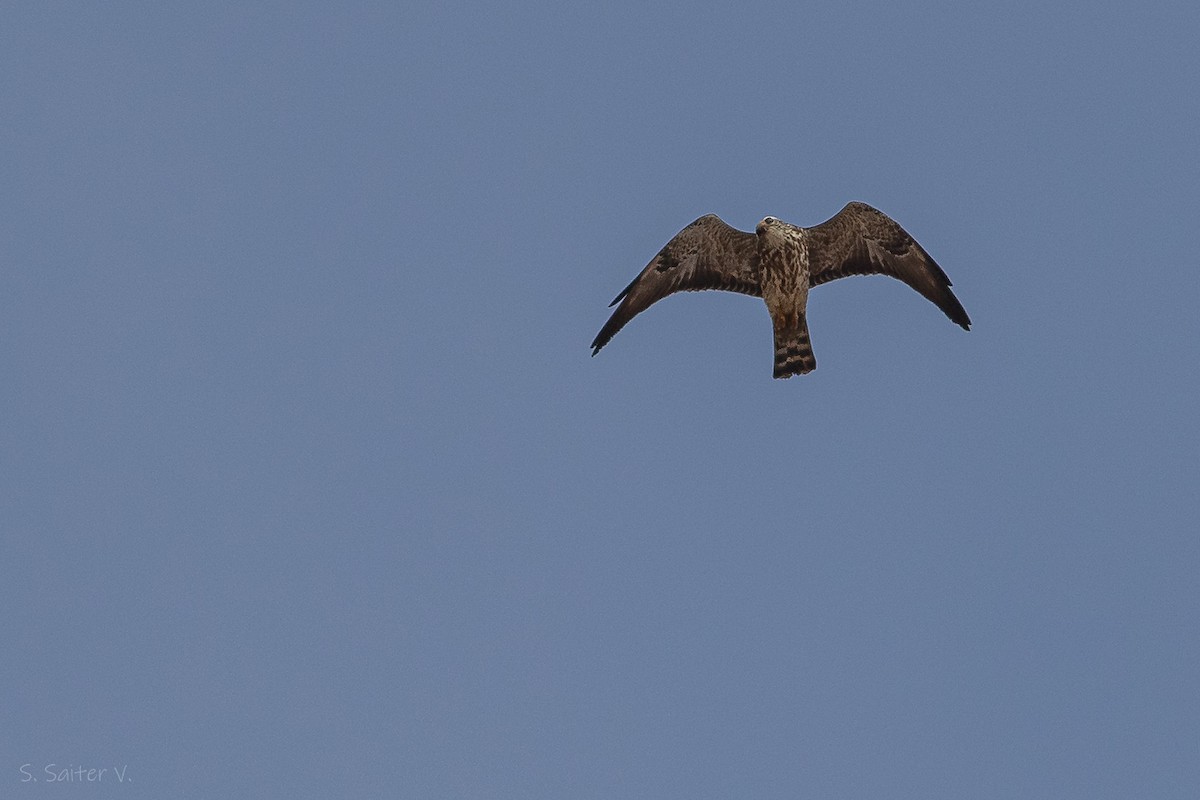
773 315 816 379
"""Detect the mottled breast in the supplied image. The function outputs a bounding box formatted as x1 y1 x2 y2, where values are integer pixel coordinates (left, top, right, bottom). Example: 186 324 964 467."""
756 217 810 303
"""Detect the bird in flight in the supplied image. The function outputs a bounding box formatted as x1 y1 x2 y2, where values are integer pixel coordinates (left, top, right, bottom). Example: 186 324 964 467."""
591 202 971 378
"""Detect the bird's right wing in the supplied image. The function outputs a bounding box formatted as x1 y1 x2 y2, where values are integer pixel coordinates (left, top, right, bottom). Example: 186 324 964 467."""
806 202 971 330
591 215 761 355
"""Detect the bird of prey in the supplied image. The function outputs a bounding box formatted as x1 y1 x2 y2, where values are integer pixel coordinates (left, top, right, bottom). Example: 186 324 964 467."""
590 202 971 378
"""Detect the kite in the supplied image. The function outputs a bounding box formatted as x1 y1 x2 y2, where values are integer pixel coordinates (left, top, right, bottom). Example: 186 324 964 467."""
591 202 970 378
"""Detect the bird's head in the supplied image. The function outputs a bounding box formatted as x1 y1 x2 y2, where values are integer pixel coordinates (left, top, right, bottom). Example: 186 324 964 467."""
757 215 795 240
756 216 779 235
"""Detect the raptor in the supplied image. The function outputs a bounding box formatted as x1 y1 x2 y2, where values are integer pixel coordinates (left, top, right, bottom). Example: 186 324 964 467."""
591 202 971 378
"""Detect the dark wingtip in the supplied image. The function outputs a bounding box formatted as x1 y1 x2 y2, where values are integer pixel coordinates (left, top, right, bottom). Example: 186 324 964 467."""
939 289 971 331
589 332 608 356
593 299 629 355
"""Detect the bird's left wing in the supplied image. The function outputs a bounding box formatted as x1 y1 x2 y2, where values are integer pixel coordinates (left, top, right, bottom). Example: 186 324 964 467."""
591 214 760 355
806 202 971 330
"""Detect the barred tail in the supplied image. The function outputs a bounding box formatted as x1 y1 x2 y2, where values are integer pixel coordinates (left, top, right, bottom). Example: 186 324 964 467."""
773 315 816 379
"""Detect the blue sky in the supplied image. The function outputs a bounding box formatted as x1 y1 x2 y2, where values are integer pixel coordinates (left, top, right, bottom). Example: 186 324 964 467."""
3 2 1198 798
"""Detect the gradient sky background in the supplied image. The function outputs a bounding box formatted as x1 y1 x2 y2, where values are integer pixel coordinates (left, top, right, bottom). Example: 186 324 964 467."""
3 2 1198 798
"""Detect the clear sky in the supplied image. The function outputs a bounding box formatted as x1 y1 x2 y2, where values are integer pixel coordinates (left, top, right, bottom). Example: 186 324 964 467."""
3 2 1198 798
